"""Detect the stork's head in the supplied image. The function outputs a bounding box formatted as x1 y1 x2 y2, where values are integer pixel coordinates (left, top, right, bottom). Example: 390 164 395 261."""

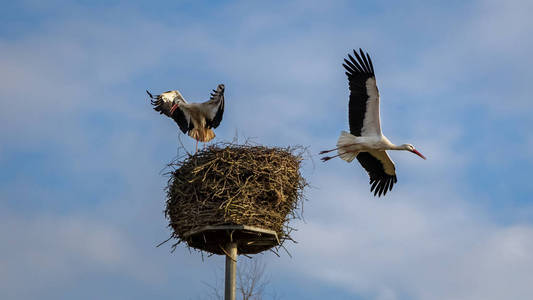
173 90 186 102
403 144 426 160
169 90 186 115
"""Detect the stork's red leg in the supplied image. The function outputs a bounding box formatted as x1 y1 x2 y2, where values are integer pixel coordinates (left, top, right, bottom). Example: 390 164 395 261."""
319 143 359 155
319 148 337 155
321 152 344 162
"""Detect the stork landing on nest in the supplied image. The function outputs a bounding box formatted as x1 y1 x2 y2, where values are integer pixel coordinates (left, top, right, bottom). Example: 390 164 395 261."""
320 49 426 197
147 84 225 153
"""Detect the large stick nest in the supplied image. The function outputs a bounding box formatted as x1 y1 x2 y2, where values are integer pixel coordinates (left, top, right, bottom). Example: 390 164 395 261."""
164 142 308 254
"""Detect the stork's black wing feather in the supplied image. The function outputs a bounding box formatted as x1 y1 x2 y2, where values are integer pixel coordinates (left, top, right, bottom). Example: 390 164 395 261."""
206 84 225 129
343 49 376 136
356 152 397 197
146 90 189 134
147 90 171 115
171 108 191 134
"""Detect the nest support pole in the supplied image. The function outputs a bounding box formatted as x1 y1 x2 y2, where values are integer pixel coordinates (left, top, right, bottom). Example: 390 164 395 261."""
224 242 237 300
181 225 280 300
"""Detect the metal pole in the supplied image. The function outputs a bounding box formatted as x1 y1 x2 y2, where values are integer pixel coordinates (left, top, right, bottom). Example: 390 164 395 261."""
224 242 237 300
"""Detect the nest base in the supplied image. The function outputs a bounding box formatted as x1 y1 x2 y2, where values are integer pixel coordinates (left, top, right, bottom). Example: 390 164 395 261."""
182 225 280 255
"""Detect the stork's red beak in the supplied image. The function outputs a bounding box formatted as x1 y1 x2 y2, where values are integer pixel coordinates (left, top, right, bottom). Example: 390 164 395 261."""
411 149 426 160
169 103 179 115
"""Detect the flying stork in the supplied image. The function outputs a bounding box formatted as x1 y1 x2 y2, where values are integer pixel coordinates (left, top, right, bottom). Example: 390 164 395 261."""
320 49 426 197
146 84 225 152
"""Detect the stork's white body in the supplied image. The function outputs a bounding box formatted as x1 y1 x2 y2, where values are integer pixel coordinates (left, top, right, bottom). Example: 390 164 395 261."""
339 133 394 153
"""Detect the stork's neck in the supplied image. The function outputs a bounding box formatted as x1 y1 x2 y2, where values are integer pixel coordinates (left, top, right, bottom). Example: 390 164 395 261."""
389 144 410 151
177 101 193 110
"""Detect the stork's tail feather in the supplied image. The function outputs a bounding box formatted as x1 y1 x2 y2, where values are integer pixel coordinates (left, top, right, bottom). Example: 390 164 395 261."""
189 128 216 143
337 131 359 162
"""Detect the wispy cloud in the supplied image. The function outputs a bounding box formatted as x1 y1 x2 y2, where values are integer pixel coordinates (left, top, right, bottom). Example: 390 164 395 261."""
270 171 533 300
0 210 161 299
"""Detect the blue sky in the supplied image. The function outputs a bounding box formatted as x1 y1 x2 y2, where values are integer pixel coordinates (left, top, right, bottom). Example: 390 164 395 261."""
1 0 533 299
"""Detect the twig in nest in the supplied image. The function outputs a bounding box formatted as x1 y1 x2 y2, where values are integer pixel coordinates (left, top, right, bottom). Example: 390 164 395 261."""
156 235 173 248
